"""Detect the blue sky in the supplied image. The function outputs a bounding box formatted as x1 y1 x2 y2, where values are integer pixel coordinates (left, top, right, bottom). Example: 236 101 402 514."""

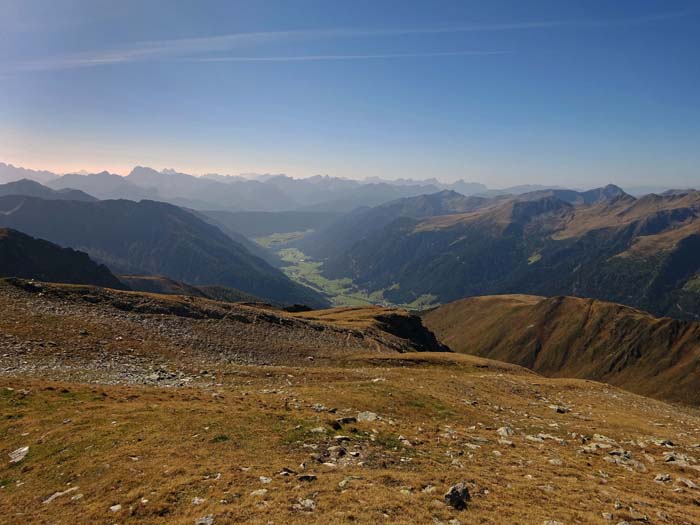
1 0 699 187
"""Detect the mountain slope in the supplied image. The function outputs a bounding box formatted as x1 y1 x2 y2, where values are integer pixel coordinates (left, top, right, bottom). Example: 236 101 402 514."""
324 186 700 318
0 228 124 288
0 179 96 201
120 275 264 304
423 294 700 405
3 278 700 524
0 196 327 307
299 190 496 260
190 209 284 267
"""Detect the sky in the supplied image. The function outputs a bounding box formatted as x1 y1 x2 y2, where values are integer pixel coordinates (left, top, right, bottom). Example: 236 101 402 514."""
0 0 699 188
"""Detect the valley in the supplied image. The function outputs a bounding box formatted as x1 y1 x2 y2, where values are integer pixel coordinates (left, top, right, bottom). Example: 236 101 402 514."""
267 241 438 309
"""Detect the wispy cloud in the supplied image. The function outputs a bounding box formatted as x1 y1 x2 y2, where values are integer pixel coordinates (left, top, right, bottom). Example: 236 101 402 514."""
11 8 695 72
187 50 510 63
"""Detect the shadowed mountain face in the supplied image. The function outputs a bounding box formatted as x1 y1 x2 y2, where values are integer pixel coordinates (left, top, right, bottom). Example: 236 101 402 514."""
323 186 700 319
0 228 125 289
0 179 96 202
0 196 327 307
298 190 497 260
423 294 700 406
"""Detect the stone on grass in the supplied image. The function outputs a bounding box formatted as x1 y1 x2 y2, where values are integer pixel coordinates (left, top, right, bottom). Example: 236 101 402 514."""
357 411 378 422
444 482 471 510
9 446 28 464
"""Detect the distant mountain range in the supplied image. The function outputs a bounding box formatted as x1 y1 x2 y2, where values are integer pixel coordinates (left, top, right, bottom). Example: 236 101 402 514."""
4 160 655 213
0 228 124 289
0 163 56 184
4 159 700 318
317 185 700 319
0 196 327 307
0 179 96 202
35 164 448 212
423 294 700 405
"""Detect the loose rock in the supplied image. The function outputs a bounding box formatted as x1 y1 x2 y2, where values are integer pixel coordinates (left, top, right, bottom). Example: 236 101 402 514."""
444 482 471 510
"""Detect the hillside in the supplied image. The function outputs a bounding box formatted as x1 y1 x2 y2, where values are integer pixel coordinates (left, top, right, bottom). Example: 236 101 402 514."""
2 279 700 524
323 187 700 318
423 294 700 406
121 274 264 304
0 196 327 307
0 228 124 289
298 190 496 260
190 209 284 267
0 278 447 370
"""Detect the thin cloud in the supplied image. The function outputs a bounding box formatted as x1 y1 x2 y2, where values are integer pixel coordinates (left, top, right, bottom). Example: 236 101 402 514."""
11 8 695 72
187 50 511 63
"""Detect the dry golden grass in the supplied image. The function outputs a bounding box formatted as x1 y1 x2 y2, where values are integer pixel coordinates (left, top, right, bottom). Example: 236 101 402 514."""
3 354 700 524
2 280 700 524
423 294 700 406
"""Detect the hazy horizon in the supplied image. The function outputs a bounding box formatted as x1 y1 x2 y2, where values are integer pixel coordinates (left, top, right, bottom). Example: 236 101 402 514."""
2 1 699 188
2 158 689 193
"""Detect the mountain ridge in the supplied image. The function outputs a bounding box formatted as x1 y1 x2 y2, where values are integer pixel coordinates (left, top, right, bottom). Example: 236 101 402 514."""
0 196 327 307
0 228 125 289
423 293 700 405
323 186 700 318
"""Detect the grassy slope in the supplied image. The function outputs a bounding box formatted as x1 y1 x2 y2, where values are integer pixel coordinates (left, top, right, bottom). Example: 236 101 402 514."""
3 356 700 524
423 294 700 405
2 281 700 523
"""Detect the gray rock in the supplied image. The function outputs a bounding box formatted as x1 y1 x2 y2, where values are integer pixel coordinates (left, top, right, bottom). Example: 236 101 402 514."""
43 486 79 504
293 498 316 511
496 426 513 437
444 482 471 510
357 411 378 422
677 477 698 489
195 516 215 525
9 446 28 463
